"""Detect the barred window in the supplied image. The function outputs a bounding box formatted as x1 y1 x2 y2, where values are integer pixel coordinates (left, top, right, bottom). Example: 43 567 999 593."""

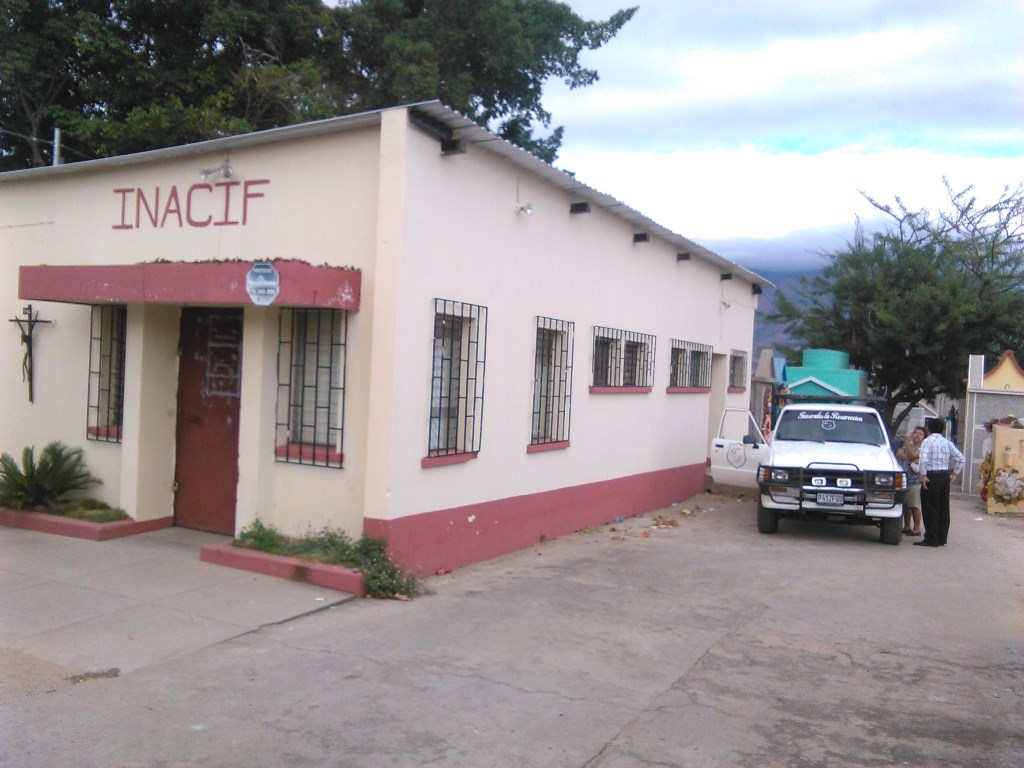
87 305 127 442
532 317 574 445
592 326 655 388
729 349 748 389
275 308 347 468
428 299 487 457
669 339 713 389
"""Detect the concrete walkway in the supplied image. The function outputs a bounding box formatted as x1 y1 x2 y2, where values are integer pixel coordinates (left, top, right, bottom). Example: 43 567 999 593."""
2 493 1022 767
0 526 354 699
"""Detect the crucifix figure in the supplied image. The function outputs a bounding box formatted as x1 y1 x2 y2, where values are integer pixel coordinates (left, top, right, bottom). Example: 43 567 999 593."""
9 304 52 403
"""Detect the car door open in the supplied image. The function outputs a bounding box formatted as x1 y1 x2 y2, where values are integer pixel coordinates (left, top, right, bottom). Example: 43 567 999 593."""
709 407 766 489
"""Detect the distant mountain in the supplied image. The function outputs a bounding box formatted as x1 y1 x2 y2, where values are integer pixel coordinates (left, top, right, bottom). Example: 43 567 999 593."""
696 222 878 355
750 269 821 352
700 223 853 273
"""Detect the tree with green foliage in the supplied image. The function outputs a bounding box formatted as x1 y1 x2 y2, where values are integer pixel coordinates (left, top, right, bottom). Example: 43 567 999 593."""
770 181 1024 431
329 0 636 162
0 0 636 169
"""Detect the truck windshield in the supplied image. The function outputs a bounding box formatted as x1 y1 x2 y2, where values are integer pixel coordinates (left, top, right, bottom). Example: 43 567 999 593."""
775 409 885 445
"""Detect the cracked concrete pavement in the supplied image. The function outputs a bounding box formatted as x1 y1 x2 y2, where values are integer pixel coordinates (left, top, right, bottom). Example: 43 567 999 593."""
2 492 1022 767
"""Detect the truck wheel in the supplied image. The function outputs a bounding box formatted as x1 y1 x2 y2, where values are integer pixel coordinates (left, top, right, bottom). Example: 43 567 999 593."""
757 501 779 534
879 516 902 545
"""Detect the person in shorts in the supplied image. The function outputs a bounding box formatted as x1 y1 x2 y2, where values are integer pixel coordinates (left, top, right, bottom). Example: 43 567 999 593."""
896 426 925 535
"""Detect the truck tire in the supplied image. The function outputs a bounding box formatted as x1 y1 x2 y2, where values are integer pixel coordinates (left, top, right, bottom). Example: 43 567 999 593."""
757 501 779 534
879 516 902 545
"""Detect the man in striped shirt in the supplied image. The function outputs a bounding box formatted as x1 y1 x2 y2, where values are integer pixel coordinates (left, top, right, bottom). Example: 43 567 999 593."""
915 417 966 547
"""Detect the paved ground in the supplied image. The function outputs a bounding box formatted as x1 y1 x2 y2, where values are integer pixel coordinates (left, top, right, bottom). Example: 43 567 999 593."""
1 492 1021 767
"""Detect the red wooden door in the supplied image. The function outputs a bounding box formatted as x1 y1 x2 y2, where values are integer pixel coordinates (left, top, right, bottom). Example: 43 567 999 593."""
174 308 243 535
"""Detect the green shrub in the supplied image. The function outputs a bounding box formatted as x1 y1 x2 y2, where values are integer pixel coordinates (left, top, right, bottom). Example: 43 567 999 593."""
234 518 288 552
58 499 129 522
232 521 420 599
355 536 421 599
0 442 99 510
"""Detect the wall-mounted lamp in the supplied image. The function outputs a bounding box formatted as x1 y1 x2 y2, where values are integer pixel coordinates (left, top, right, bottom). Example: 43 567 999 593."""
515 202 533 216
199 161 233 180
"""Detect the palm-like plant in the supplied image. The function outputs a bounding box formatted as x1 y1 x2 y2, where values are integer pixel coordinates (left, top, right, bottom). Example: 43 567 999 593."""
0 442 99 510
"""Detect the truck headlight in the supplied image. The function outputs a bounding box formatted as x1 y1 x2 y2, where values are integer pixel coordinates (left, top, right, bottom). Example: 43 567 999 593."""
873 474 894 487
769 468 790 482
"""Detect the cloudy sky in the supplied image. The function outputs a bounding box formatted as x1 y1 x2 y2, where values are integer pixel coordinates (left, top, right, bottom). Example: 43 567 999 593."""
539 0 1024 269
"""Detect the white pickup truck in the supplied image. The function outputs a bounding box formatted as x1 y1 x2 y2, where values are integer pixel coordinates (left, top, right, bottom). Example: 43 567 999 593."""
709 403 908 544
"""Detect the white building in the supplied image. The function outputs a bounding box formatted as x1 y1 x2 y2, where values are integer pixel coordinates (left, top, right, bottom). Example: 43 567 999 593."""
0 102 767 575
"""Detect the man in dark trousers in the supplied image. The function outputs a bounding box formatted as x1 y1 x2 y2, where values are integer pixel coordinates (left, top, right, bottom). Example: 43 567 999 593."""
915 417 966 547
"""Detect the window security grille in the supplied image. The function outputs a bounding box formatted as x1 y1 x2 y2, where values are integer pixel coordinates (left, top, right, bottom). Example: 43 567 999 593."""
532 317 574 444
670 339 713 388
87 305 127 442
729 349 748 388
275 308 347 468
428 299 487 457
592 326 655 387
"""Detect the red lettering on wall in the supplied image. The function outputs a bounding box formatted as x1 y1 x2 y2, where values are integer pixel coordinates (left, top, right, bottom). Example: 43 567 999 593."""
213 181 240 226
242 179 270 225
186 184 213 227
112 180 270 230
112 189 133 230
135 188 160 228
160 186 183 227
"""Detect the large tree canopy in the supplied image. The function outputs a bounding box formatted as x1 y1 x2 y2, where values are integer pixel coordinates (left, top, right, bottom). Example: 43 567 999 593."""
771 181 1024 430
0 0 636 170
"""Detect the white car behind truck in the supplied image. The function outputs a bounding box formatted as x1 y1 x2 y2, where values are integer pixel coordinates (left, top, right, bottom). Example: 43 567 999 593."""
710 402 908 544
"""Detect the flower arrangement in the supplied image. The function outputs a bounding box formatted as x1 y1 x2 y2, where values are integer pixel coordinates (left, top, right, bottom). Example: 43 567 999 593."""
990 415 1023 429
978 416 1023 502
990 468 1024 505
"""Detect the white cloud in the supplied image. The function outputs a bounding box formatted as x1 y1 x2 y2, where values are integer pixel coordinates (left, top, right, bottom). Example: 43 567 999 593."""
540 1 1024 242
555 145 1024 240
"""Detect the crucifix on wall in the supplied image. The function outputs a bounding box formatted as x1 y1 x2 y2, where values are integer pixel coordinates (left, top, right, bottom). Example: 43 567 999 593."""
8 304 52 403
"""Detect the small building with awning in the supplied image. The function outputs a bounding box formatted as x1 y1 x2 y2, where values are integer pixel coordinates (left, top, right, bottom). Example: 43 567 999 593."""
0 102 768 575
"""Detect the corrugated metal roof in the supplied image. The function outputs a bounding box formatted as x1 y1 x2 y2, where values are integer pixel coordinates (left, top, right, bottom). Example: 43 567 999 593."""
0 100 770 288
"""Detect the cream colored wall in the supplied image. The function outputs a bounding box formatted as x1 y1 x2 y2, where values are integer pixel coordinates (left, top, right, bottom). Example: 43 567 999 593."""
984 359 1024 393
118 304 179 520
1 129 382 535
371 115 758 520
2 110 758 534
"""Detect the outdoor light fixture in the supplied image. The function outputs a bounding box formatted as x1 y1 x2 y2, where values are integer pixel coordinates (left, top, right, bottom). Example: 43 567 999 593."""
199 161 233 180
515 202 533 216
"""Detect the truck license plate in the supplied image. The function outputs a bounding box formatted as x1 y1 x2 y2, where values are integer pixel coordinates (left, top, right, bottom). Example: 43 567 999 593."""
817 492 845 505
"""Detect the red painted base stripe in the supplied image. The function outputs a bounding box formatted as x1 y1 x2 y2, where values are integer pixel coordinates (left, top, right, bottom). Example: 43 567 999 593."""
0 509 173 541
364 463 706 577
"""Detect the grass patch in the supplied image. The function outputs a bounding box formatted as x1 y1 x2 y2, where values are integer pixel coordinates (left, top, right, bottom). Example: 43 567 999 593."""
233 520 420 600
4 498 130 523
56 499 130 523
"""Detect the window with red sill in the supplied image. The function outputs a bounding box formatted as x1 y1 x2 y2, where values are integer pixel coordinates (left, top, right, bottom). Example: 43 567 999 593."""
668 339 713 392
275 308 347 469
590 325 655 392
425 298 487 462
729 349 748 391
87 305 127 443
531 316 574 448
